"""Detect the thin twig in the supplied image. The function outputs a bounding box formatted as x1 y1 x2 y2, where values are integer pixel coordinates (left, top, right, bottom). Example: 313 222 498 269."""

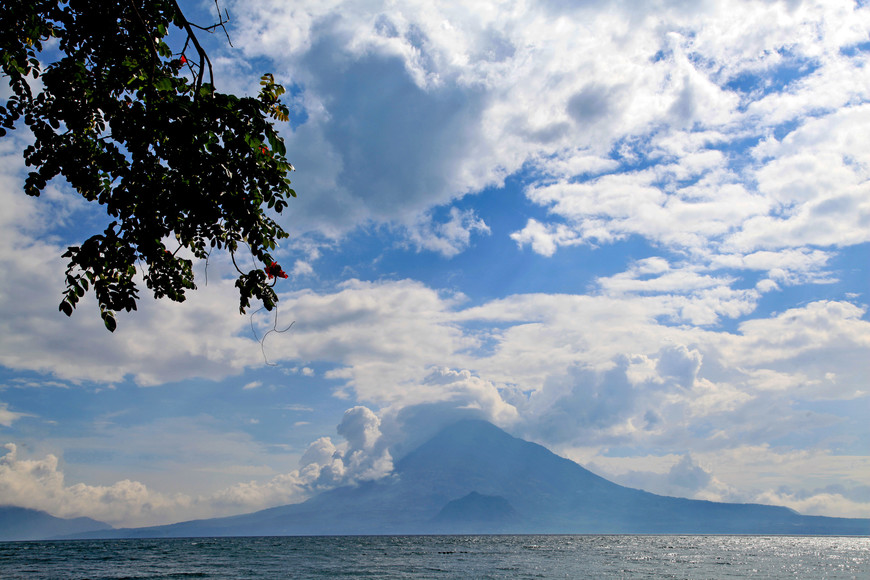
250 306 294 366
187 1 234 47
202 249 211 287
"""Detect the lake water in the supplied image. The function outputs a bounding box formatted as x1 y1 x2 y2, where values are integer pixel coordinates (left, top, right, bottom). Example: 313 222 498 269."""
0 535 867 579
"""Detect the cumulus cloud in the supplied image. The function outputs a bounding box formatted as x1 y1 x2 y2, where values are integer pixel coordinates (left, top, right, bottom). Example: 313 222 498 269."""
405 208 491 257
451 1 870 298
0 406 396 527
5 0 866 387
753 489 870 518
291 260 315 278
336 406 382 451
728 104 870 253
222 406 394 504
716 301 870 399
257 279 868 470
510 219 581 257
580 448 870 518
0 261 266 386
0 443 192 526
222 0 870 261
592 454 720 498
0 144 274 386
528 358 640 443
656 344 703 389
379 367 521 450
308 282 863 416
0 403 29 428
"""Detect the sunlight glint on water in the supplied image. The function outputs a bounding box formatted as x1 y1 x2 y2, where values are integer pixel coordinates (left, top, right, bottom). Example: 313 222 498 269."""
0 535 867 579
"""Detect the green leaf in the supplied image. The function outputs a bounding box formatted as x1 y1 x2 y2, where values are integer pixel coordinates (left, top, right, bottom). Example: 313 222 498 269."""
155 77 173 92
102 312 117 332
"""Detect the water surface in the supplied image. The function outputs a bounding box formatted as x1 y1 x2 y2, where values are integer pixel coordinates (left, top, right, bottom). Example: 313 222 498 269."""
1 534 867 579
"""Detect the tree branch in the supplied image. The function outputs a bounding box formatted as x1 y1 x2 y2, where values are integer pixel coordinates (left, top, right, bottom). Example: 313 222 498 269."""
169 0 213 92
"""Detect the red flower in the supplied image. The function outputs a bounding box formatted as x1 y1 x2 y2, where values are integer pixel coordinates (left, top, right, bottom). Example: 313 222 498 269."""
265 261 288 279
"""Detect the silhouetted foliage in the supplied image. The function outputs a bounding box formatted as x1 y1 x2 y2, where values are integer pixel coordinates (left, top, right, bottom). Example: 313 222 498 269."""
0 0 295 331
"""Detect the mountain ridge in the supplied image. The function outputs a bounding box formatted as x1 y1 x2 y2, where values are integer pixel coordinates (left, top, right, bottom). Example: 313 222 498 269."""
51 419 870 539
0 506 112 541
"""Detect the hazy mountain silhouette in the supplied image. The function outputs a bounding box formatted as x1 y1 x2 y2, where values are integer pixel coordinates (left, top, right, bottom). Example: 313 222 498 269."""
0 506 112 541
432 492 520 532
63 420 870 538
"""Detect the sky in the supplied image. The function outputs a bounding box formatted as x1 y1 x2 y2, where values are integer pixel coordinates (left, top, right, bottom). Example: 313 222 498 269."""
1 0 869 528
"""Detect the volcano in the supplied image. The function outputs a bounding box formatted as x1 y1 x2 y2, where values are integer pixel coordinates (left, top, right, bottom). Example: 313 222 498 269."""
70 419 870 538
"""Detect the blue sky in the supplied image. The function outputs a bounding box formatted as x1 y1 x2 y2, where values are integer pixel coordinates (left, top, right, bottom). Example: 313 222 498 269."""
1 0 869 527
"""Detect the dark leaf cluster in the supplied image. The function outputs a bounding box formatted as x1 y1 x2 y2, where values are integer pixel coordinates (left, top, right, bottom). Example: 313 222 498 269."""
0 0 296 331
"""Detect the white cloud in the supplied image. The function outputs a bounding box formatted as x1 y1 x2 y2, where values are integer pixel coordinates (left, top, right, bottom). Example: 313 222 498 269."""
206 407 396 511
597 259 734 295
164 406 394 516
268 279 474 402
510 219 581 257
258 280 869 459
405 207 491 257
657 344 703 389
711 249 834 285
0 262 265 386
515 159 774 257
11 0 868 275
727 104 870 253
582 446 870 518
224 0 870 253
0 442 193 526
589 454 725 499
283 404 314 412
752 489 870 519
0 154 277 386
291 260 315 278
0 406 395 527
0 403 29 427
387 367 519 428
112 1 870 362
717 301 870 399
336 406 381 451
